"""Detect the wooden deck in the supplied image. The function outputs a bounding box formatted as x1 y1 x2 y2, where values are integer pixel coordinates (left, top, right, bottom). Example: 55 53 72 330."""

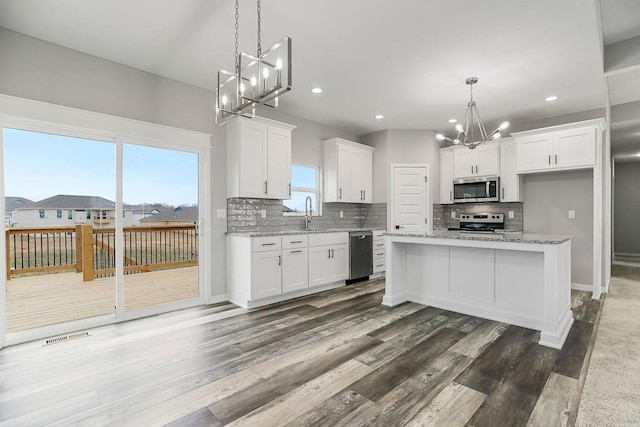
5 266 199 332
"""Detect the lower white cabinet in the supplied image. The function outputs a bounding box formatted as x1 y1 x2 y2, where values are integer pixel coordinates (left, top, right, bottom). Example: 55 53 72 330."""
251 250 282 299
282 248 308 292
308 232 349 287
373 230 386 274
228 232 349 308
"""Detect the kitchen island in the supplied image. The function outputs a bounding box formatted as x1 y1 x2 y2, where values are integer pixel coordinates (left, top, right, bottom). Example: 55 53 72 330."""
383 231 573 349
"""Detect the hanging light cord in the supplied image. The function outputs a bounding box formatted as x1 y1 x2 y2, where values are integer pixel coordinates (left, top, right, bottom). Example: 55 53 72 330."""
257 0 262 56
234 0 240 74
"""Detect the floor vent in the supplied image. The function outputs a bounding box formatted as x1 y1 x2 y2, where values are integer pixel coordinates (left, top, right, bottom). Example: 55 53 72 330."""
43 331 90 346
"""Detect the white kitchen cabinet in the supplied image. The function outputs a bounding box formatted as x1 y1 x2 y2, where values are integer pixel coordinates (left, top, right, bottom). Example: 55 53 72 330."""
453 143 499 179
227 116 296 199
324 138 374 203
515 125 597 174
308 232 349 286
439 148 454 204
499 137 522 202
251 250 282 299
282 248 308 292
228 232 348 309
372 230 386 274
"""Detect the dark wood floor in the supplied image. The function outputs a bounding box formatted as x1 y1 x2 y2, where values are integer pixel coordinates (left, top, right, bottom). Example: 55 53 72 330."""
0 278 602 426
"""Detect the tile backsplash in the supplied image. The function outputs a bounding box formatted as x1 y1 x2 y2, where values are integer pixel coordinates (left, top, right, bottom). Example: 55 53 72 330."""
433 202 524 231
227 198 387 233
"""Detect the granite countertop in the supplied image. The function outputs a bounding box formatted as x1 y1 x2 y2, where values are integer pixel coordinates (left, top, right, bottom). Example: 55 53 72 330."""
385 230 571 245
226 228 384 237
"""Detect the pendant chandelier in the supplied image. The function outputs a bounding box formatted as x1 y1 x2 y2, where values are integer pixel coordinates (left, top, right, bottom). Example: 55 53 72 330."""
216 0 292 126
436 77 509 149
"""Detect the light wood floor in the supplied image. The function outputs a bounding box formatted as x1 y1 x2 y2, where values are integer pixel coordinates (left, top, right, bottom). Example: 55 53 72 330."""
0 278 602 426
5 267 199 332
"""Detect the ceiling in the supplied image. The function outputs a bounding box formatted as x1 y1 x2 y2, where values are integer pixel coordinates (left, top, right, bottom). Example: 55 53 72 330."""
0 0 637 155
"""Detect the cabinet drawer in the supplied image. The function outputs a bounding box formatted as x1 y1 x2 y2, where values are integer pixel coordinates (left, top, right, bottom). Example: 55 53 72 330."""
373 260 386 273
252 236 282 252
308 232 349 247
373 230 385 239
282 235 308 249
373 240 386 250
373 248 386 260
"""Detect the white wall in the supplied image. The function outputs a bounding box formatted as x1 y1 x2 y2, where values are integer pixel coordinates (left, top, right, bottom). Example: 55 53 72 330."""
613 161 640 255
523 170 594 286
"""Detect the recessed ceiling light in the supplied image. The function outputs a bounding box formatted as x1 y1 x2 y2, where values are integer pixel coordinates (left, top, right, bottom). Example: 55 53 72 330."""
375 114 384 120
448 119 457 123
635 152 640 157
311 87 323 94
545 95 558 102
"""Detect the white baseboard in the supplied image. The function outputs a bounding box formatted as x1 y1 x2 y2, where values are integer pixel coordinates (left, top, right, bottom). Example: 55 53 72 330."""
208 294 229 304
571 283 593 292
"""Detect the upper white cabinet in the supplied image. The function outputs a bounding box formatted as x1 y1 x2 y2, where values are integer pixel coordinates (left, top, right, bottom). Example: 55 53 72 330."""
514 122 599 174
227 116 296 199
324 138 374 203
453 143 500 179
499 137 522 202
439 148 454 204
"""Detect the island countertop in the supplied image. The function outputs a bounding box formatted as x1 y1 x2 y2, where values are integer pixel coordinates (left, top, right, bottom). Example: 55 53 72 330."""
385 230 571 245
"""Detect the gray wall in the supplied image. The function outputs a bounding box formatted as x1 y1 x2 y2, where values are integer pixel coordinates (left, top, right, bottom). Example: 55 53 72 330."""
0 27 359 299
523 170 594 286
614 162 640 255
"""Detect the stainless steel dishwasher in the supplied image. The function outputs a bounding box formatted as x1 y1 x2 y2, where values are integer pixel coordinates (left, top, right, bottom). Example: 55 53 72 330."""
349 230 373 282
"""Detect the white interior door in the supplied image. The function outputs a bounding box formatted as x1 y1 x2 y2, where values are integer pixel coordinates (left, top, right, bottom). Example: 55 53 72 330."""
392 166 428 233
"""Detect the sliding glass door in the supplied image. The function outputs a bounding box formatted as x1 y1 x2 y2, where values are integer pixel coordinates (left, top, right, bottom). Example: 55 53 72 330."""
121 143 200 311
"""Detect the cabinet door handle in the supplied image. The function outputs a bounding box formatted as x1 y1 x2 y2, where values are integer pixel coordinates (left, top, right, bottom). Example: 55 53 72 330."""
363 190 366 200
471 165 473 174
475 165 478 174
331 249 334 258
555 154 558 164
548 155 551 165
450 190 452 202
339 188 342 199
288 183 291 196
328 249 331 258
264 180 268 194
278 255 281 266
502 188 505 199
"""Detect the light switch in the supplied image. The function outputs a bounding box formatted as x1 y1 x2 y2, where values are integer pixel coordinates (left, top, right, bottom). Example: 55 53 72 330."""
340 211 344 218
508 211 514 219
451 211 456 219
261 209 267 219
568 210 575 219
216 209 226 219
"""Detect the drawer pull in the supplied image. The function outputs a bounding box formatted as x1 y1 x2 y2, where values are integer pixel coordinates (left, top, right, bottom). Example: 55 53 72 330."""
291 250 304 254
376 264 384 267
376 243 384 247
290 240 303 243
376 253 384 256
262 243 276 246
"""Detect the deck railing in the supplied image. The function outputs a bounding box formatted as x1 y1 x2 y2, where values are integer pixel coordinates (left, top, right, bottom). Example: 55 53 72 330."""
5 224 198 281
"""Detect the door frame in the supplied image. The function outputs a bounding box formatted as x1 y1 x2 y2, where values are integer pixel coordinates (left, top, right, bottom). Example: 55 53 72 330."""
389 164 432 234
0 94 211 348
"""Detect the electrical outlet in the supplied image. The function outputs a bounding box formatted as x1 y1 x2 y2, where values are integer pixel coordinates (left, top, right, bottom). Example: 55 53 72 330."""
451 211 456 219
508 211 514 219
216 209 226 219
261 209 267 219
340 211 343 218
568 210 575 219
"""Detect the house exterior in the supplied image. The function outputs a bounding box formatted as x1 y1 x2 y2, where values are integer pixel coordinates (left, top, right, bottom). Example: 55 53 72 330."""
138 206 198 227
124 203 166 226
4 196 32 226
11 194 133 228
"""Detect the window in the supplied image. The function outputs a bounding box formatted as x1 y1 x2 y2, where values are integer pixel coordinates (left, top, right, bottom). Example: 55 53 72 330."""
56 209 62 218
68 210 73 220
86 210 91 219
284 164 320 215
39 209 45 219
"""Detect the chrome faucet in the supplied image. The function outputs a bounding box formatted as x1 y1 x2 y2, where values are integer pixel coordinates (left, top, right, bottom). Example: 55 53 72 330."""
304 196 313 230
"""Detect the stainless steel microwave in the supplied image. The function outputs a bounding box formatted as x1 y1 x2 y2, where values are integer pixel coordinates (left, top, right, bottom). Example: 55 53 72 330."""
453 177 499 203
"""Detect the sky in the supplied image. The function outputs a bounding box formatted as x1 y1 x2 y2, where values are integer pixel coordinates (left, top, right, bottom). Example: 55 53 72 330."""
3 128 198 206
